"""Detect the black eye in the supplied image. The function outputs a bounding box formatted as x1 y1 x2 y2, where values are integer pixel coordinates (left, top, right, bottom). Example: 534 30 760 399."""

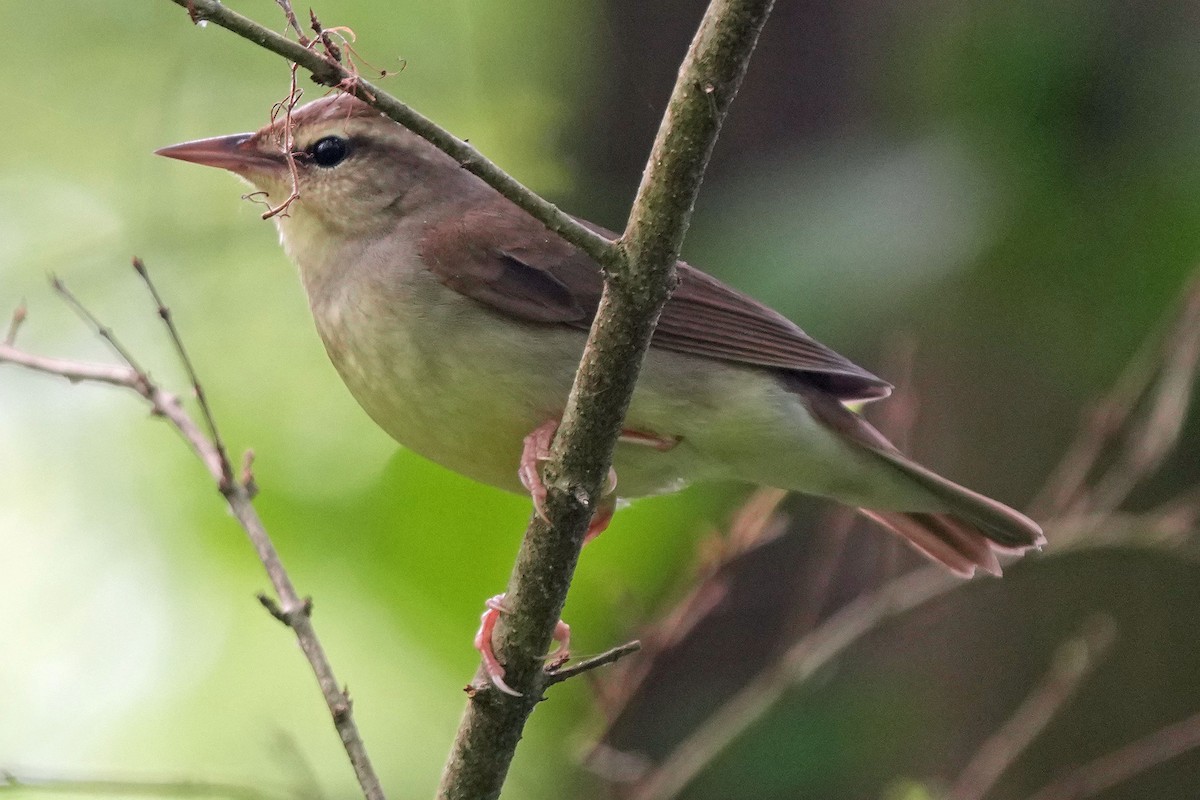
307 136 349 167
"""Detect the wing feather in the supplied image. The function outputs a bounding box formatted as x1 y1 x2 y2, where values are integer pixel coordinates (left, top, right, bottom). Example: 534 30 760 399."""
419 204 890 400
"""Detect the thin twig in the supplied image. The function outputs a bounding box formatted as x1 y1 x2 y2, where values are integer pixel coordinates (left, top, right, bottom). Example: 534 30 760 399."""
627 565 961 800
947 615 1117 800
274 0 307 42
51 276 146 376
587 487 788 729
4 302 25 345
1032 274 1200 519
1080 284 1200 517
545 641 643 686
132 257 233 487
0 268 386 800
0 770 280 799
1024 709 1200 800
625 518 1195 800
0 316 223 482
1 341 142 388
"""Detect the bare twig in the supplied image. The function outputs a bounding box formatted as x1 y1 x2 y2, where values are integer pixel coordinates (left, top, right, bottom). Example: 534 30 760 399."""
626 564 962 800
1024 709 1200 800
0 770 280 799
626 506 1196 800
132 258 233 486
1032 274 1200 519
52 276 147 375
586 487 789 729
947 615 1117 800
721 487 791 557
4 302 25 345
622 553 1130 800
274 0 307 42
545 641 644 686
0 329 223 481
0 269 386 800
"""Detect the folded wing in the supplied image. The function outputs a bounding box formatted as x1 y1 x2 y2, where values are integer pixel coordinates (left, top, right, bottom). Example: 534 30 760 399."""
419 205 891 401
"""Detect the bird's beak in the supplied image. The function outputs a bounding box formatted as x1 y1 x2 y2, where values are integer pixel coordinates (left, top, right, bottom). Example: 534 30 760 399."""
155 133 286 175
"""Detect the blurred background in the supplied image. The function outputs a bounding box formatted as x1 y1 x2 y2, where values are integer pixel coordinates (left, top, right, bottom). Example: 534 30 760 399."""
3 1 1200 798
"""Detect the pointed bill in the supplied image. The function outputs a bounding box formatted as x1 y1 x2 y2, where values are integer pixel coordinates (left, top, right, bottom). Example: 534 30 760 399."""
155 133 286 176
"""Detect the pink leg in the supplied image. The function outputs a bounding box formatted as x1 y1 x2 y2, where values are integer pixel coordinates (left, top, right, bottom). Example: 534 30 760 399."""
474 595 519 696
478 420 674 695
474 594 571 697
585 493 617 545
519 420 673 526
518 420 558 523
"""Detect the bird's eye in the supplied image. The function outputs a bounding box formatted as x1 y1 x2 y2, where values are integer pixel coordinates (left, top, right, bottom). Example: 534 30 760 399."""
307 136 349 168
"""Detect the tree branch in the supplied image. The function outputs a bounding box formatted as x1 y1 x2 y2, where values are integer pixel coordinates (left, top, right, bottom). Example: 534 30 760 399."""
0 270 386 800
433 1 775 797
1024 708 1200 800
622 519 1192 800
947 615 1117 800
544 640 644 687
1031 273 1200 519
627 563 963 800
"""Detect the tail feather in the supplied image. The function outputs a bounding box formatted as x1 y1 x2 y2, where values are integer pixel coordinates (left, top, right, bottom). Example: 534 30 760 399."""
861 510 1003 578
804 392 1046 577
867 445 1047 554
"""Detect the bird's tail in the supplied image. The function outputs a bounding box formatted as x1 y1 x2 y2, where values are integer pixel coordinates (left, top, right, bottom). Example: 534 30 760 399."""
804 392 1046 578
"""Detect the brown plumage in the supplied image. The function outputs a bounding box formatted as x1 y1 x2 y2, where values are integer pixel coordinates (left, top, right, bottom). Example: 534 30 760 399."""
158 93 1045 578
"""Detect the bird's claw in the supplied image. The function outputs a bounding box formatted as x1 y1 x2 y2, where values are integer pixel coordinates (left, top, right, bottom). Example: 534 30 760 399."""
492 420 674 693
473 593 571 697
519 420 558 524
519 419 620 539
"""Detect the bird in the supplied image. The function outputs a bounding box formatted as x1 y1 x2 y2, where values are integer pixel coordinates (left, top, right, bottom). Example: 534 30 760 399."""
158 93 1044 694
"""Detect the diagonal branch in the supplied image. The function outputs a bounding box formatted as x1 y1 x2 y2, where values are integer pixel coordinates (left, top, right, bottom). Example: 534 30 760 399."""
947 615 1117 800
623 513 1194 800
433 1 775 798
1023 708 1200 800
626 564 962 800
0 269 386 800
1032 274 1200 519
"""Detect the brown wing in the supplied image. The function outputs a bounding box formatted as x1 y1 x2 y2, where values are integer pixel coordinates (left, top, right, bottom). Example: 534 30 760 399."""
419 204 891 401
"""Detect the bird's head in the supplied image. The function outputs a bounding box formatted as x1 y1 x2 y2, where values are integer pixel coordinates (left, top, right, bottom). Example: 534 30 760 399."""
157 94 471 252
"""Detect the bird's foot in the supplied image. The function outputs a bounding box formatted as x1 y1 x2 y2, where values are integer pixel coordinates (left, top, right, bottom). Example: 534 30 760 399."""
473 593 571 697
518 419 560 523
519 419 677 541
519 419 619 540
490 420 674 694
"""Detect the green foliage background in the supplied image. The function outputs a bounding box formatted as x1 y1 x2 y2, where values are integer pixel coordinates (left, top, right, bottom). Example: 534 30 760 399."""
3 1 1200 798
